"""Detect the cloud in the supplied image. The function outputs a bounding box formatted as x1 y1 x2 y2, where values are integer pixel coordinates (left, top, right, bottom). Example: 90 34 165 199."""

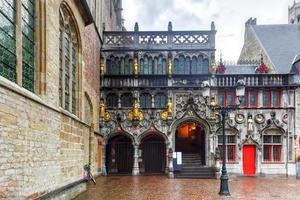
123 0 292 60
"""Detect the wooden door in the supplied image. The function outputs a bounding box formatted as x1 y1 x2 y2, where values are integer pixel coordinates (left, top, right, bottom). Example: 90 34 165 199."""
116 142 133 173
243 145 256 175
143 140 165 173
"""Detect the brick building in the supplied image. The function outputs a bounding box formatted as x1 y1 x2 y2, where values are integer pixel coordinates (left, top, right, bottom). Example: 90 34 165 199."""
0 0 122 199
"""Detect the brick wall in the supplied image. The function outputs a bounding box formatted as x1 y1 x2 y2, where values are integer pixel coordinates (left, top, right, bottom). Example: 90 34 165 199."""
0 0 102 198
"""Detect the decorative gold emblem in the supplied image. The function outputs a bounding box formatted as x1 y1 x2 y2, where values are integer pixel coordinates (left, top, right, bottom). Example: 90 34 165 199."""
254 114 265 124
128 98 144 121
209 96 217 120
134 58 138 77
235 113 245 124
282 113 288 124
161 97 173 121
99 99 111 121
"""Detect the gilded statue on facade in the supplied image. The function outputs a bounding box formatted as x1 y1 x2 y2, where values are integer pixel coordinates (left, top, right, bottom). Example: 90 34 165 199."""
134 58 138 77
128 98 144 121
99 99 111 121
168 58 172 75
161 97 172 121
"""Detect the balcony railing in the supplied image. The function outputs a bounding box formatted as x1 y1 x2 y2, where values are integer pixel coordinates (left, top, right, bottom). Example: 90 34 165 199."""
101 74 292 89
215 74 289 87
103 30 216 51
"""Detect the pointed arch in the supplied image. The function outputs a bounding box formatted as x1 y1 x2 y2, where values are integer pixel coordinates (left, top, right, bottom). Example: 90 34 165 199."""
59 2 81 115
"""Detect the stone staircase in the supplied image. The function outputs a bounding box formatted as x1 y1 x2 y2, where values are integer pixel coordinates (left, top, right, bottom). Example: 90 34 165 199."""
175 153 215 179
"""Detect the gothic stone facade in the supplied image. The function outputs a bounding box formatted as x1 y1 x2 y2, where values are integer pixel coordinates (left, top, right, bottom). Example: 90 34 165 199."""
100 22 298 178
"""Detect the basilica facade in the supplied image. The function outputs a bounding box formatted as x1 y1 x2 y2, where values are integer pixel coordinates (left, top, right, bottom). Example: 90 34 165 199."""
100 21 299 178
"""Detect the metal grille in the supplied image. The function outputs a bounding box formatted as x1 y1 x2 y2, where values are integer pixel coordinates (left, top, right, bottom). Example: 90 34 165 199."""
0 0 16 82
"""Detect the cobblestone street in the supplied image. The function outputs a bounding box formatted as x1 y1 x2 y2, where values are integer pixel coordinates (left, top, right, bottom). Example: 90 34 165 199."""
74 176 300 200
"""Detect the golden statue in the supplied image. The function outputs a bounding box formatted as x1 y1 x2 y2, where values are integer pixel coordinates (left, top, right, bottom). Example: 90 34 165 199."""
211 62 216 74
99 99 111 121
134 58 138 76
168 58 172 75
209 96 217 120
100 62 104 76
128 98 144 121
161 97 172 121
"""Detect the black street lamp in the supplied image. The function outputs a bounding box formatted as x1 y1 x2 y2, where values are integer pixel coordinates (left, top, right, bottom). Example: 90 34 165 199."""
202 79 245 196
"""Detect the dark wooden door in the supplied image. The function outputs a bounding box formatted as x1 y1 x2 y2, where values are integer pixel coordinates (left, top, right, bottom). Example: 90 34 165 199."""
116 141 133 173
106 136 133 174
143 141 165 173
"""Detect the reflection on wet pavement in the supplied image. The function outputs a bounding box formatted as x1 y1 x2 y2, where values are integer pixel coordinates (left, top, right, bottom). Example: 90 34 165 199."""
74 176 300 200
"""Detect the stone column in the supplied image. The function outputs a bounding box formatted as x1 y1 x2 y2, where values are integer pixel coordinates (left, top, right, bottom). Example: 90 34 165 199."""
132 143 140 175
168 148 174 178
165 141 169 174
102 142 107 175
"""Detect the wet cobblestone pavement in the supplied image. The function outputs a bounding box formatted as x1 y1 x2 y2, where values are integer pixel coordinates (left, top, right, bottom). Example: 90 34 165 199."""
74 176 300 200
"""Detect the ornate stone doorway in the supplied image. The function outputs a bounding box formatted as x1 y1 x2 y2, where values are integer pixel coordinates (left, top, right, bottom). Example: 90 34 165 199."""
141 134 166 174
175 122 206 165
106 135 133 174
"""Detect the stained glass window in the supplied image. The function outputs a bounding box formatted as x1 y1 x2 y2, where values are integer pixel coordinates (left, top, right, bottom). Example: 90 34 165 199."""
203 59 209 73
0 0 17 82
191 56 197 74
59 4 79 114
184 57 190 74
21 0 35 91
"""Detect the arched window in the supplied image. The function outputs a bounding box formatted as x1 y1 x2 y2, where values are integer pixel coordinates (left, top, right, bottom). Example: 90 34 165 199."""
197 55 203 73
139 93 152 108
153 55 166 75
59 4 79 114
121 93 133 107
106 93 119 108
0 0 36 91
123 55 132 75
140 55 150 74
173 58 179 74
185 56 191 74
203 58 209 73
154 93 167 108
191 56 197 74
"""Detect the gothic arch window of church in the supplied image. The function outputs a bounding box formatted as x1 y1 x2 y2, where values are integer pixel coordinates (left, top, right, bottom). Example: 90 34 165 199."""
106 93 118 108
59 3 80 114
0 0 36 92
154 93 167 108
139 93 152 108
173 58 179 74
121 93 133 107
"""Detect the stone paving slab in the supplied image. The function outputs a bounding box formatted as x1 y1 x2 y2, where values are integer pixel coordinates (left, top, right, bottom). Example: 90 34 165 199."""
74 176 300 200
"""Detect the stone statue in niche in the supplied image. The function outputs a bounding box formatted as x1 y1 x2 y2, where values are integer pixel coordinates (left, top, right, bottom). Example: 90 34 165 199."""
247 115 254 133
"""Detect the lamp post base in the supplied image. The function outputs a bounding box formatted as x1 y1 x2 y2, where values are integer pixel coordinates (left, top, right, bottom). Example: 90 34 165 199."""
219 174 230 196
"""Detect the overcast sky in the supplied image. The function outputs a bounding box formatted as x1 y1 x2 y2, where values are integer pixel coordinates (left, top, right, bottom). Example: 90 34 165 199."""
123 0 292 61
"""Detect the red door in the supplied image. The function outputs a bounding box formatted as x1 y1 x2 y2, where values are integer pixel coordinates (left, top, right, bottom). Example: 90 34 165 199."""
243 145 256 175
